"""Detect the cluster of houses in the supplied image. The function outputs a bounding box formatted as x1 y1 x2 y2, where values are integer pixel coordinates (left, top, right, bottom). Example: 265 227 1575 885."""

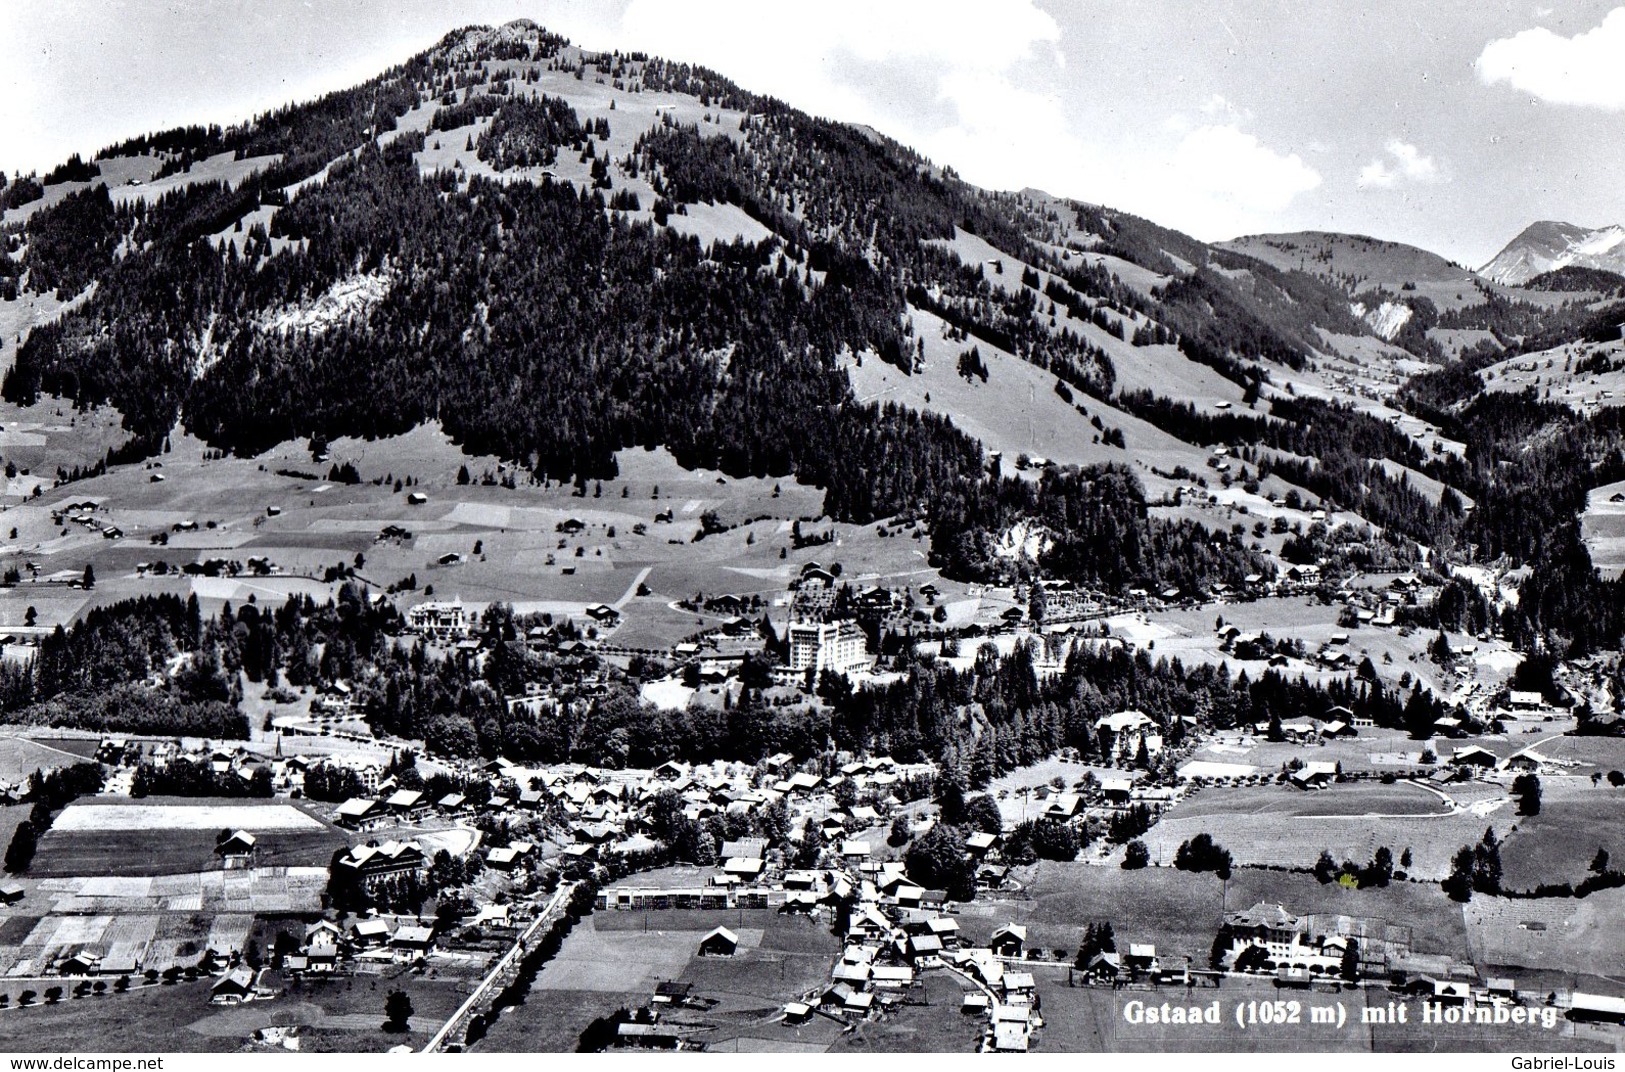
281 917 439 975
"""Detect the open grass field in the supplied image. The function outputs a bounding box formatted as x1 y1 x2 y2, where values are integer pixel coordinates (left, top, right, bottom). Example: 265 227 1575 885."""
1464 887 1625 978
30 797 349 878
1144 786 1514 881
0 414 955 655
489 907 841 1052
1173 782 1449 820
829 971 983 1054
965 861 1474 965
0 736 99 783
1498 782 1625 891
474 986 645 1053
51 801 326 832
216 971 472 1053
29 826 346 878
0 979 243 1053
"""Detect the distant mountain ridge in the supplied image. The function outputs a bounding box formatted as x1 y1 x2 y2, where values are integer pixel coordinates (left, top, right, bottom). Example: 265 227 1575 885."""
1479 220 1625 286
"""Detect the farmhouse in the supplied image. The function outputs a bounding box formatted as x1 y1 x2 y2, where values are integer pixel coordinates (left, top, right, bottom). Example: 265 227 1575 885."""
211 968 259 1004
215 830 258 868
990 923 1026 958
698 926 739 957
1450 745 1498 768
1290 762 1338 789
334 797 382 828
335 840 428 886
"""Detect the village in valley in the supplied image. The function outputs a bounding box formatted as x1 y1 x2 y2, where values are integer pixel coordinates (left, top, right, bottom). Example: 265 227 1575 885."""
0 415 1616 1053
3 10 1625 1057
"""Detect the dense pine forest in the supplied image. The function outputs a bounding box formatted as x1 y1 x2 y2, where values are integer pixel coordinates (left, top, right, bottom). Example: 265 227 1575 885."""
3 19 1625 703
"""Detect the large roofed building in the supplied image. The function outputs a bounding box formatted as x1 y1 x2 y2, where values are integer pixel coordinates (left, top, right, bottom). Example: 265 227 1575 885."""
786 619 871 676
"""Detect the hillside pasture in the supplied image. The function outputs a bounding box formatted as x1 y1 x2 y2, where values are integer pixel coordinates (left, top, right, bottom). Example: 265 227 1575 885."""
32 798 346 878
1171 782 1449 820
1498 782 1625 891
1140 790 1513 881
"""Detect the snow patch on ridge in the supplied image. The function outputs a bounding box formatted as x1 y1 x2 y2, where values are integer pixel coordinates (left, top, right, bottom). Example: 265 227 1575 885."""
1350 300 1412 341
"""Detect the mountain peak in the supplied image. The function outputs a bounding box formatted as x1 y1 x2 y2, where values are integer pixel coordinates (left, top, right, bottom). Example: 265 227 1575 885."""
1480 219 1625 285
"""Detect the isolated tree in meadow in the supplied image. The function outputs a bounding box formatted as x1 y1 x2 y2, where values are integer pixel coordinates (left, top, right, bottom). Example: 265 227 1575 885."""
1512 773 1542 816
81 564 95 590
383 988 414 1032
3 820 36 874
1121 839 1150 870
1592 847 1611 874
1364 846 1394 888
1443 846 1475 902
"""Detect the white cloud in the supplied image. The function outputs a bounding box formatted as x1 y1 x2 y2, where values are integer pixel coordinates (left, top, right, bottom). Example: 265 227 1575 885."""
1476 7 1625 109
1357 139 1445 189
1167 124 1322 212
1199 94 1252 122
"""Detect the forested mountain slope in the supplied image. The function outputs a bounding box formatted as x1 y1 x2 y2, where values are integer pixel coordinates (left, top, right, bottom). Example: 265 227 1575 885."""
1 20 1624 648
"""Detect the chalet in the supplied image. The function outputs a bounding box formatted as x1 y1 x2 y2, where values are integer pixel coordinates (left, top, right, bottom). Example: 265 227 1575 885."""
385 789 427 816
990 923 1026 959
1508 690 1545 711
721 857 765 880
1086 951 1123 978
211 968 258 1004
1450 745 1498 768
965 830 999 857
1043 793 1084 820
436 792 467 813
653 981 691 1005
1290 762 1338 790
907 933 944 964
215 830 257 868
832 961 871 987
871 964 915 991
59 952 100 976
977 863 1011 890
350 918 393 948
1100 776 1134 803
783 1001 814 1024
698 926 739 957
0 884 23 905
1003 971 1037 1004
486 843 534 871
391 925 436 958
992 1006 1032 1051
1280 717 1319 740
1501 751 1545 773
334 797 382 828
840 840 872 860
335 841 428 886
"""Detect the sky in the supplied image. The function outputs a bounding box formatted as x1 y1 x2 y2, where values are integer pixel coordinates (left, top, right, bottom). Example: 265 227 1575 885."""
4 1 1625 266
